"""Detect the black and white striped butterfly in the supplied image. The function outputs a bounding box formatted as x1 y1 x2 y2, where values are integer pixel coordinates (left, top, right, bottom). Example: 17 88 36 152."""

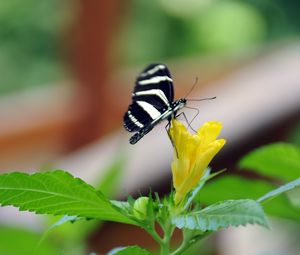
124 63 186 144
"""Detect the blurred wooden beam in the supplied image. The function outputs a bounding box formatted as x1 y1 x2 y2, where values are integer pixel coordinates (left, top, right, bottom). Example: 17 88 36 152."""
0 84 76 170
68 0 127 149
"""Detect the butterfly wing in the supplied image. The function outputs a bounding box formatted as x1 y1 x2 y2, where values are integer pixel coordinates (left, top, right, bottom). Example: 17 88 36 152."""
134 63 174 106
123 101 155 132
123 64 174 132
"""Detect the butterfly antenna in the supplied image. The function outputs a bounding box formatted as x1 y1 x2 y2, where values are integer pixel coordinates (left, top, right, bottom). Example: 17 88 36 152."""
184 77 198 98
186 96 216 101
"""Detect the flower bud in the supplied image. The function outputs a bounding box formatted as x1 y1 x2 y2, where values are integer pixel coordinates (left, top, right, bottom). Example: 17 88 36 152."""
133 197 149 220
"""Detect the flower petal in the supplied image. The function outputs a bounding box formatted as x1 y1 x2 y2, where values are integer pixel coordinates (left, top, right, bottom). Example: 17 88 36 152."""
171 157 189 189
169 119 226 205
197 121 223 146
174 139 226 204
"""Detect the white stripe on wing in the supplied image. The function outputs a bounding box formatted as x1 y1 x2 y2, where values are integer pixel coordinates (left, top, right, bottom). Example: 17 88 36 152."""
138 76 172 85
134 89 170 106
139 65 166 77
127 110 144 128
136 101 161 120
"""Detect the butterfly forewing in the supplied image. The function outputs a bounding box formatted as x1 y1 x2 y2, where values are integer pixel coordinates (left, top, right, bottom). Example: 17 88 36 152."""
124 64 174 133
134 63 174 105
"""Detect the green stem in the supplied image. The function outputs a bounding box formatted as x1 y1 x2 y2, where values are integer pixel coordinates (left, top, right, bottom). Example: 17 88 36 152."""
161 225 174 255
171 233 208 255
170 237 190 255
145 226 163 246
161 239 169 255
160 233 170 255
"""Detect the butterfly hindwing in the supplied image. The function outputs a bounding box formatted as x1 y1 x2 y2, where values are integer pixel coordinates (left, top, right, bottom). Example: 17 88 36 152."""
123 102 150 132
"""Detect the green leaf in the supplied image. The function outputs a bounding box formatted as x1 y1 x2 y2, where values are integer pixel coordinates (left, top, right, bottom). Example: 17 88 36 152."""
45 215 96 255
288 121 300 147
0 225 57 255
239 143 300 181
107 246 152 255
0 170 135 225
197 175 300 220
172 199 268 231
258 178 300 203
49 215 79 230
48 157 125 233
48 158 125 242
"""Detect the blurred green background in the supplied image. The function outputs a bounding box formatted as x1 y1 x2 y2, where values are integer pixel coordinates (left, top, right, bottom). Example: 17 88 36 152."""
118 0 300 64
1 0 300 94
0 0 70 95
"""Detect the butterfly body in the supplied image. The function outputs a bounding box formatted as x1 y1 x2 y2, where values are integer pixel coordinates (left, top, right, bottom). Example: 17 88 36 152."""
124 64 186 144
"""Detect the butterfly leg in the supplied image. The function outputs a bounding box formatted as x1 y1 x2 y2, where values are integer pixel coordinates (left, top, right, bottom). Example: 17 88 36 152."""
175 111 197 133
166 121 179 158
184 106 200 128
165 121 171 140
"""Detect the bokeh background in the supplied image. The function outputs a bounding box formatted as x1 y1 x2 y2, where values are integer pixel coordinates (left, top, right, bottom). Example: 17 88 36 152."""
0 0 300 254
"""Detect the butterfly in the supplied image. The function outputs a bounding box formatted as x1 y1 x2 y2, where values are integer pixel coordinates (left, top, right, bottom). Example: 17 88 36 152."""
123 63 186 144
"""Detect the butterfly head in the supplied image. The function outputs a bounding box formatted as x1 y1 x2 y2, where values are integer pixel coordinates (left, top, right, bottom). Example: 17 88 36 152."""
172 98 187 112
178 98 187 109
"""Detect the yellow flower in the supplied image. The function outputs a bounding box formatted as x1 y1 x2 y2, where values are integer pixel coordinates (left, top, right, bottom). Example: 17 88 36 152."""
168 119 226 205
